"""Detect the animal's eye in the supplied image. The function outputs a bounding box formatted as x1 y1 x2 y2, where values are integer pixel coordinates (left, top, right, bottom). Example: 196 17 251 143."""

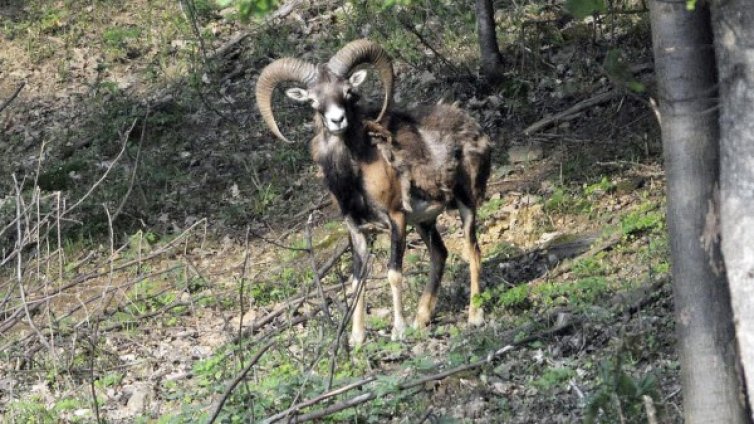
344 88 353 99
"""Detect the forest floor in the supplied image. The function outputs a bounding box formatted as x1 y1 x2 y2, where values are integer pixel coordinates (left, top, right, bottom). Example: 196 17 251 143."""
0 0 679 422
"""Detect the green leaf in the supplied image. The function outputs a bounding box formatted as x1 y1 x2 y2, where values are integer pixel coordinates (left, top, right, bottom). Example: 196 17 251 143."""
565 0 606 19
637 373 658 395
616 372 638 397
604 49 646 93
379 0 414 10
627 81 646 93
686 0 697 10
604 49 632 82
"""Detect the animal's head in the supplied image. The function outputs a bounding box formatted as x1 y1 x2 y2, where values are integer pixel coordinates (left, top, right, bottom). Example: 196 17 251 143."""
255 39 393 143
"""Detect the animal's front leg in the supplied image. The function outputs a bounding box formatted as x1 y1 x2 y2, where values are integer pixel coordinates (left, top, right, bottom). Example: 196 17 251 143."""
388 211 408 340
459 203 484 326
346 218 369 346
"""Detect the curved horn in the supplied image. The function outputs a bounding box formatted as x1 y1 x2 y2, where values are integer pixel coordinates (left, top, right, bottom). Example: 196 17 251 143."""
328 39 394 123
255 58 318 143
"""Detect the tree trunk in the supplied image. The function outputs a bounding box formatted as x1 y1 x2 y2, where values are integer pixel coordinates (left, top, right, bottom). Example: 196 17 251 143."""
649 2 748 422
475 0 503 81
712 0 754 418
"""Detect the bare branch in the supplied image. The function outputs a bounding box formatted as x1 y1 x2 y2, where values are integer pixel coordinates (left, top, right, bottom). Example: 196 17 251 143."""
206 339 276 424
524 91 623 135
112 108 149 222
63 118 138 216
13 174 51 352
261 377 377 423
306 213 333 326
0 82 25 113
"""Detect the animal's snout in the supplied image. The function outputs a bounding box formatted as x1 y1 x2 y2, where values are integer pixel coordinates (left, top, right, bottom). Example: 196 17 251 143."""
324 105 348 132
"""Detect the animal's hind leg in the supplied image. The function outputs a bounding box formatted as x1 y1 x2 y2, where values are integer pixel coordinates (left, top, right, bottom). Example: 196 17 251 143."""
388 211 408 340
414 221 448 329
458 202 484 326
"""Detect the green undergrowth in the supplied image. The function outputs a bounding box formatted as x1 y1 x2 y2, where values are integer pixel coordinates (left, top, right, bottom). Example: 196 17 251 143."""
483 196 668 318
6 395 86 424
159 331 438 422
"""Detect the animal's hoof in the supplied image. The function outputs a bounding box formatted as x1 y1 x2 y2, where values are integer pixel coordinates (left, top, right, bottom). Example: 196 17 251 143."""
391 321 407 341
468 307 484 326
413 313 431 330
350 331 366 346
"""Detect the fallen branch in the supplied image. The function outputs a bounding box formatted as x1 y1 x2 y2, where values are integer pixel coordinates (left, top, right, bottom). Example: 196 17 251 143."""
0 82 25 113
524 91 623 135
261 376 377 424
98 298 201 334
292 392 376 423
292 194 331 220
206 339 276 424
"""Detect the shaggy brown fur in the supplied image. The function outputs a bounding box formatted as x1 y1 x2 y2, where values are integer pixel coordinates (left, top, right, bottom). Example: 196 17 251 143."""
372 103 490 211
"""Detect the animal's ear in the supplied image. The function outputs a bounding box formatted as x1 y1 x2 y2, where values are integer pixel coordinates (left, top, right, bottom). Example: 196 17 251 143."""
349 69 368 88
285 88 310 103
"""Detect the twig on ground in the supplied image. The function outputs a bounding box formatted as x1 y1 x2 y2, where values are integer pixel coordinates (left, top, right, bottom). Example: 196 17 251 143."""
237 227 251 360
524 91 623 135
1 264 181 344
292 194 331 221
206 339 276 424
595 161 665 177
545 232 623 281
99 298 201 333
418 408 435 423
88 333 103 423
248 227 311 252
237 227 254 404
293 392 376 423
261 376 377 424
0 81 25 113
